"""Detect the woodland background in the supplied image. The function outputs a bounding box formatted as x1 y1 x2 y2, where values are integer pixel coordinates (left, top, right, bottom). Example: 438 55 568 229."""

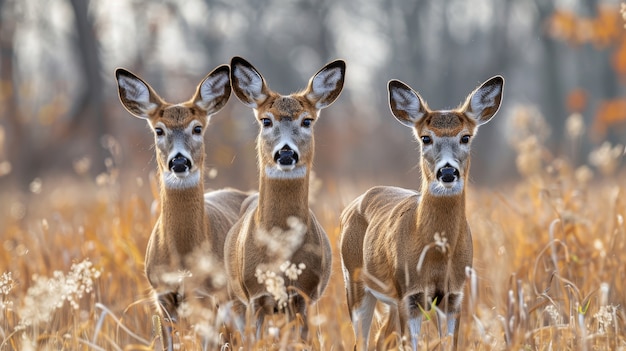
0 0 625 193
2 0 626 350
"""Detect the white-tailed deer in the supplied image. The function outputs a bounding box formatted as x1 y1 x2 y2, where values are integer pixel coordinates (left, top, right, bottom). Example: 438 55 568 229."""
340 76 504 350
115 66 249 337
224 56 345 341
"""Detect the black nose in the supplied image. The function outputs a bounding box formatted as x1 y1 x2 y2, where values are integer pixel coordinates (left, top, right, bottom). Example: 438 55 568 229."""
274 145 299 166
437 164 459 183
169 153 192 173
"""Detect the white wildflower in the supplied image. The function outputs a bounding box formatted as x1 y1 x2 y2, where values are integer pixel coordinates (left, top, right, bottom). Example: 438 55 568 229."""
0 272 14 296
506 105 551 177
29 178 42 194
255 269 288 310
160 270 193 286
280 261 306 281
434 232 448 254
254 216 307 263
574 165 593 185
544 304 562 325
207 168 218 179
186 245 227 291
0 271 15 313
507 105 551 147
73 157 91 176
600 282 610 307
565 113 585 139
514 136 543 177
18 259 101 326
268 325 280 339
594 305 617 335
0 161 11 177
177 301 192 319
588 142 624 176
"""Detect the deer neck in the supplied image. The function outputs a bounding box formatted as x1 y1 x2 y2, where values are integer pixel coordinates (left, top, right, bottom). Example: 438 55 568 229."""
256 169 310 230
158 170 208 262
417 177 466 245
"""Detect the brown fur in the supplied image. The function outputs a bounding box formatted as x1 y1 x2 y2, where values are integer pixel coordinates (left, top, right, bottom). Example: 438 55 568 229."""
224 56 345 342
422 112 473 136
115 66 248 333
340 76 504 350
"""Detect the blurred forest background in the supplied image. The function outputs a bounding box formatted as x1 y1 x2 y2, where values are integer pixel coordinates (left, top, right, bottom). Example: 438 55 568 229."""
0 0 625 196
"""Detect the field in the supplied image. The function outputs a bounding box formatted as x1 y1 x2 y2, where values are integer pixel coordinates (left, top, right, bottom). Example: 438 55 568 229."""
1 140 626 351
3 0 626 349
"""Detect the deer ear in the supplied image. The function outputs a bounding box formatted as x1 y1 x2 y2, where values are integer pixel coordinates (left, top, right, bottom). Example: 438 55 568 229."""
465 75 504 125
115 68 162 119
194 64 231 116
305 59 346 109
230 56 269 108
388 80 427 128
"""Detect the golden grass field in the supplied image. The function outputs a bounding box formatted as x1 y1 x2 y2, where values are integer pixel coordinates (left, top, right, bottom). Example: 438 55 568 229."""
1 128 626 350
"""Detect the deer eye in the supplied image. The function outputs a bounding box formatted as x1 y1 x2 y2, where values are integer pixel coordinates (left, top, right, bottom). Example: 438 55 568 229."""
261 118 272 127
302 118 313 128
421 136 432 145
155 127 164 136
193 125 202 134
460 135 470 144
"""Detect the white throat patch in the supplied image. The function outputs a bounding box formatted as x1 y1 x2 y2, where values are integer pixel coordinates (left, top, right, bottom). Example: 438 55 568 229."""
265 165 307 180
163 169 201 189
428 179 464 197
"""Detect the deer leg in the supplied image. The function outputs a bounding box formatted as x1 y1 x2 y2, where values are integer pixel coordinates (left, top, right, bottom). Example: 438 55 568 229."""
219 299 246 343
244 300 258 343
434 309 457 347
402 292 426 350
163 324 174 351
399 309 421 351
232 299 247 334
351 290 376 351
375 304 400 350
446 311 457 336
445 292 463 349
288 294 309 341
156 290 182 323
408 317 422 351
451 310 461 350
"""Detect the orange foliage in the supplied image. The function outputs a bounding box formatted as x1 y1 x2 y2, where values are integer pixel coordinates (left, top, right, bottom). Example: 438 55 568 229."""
594 6 622 47
548 10 581 44
549 4 626 139
592 99 626 138
612 37 626 76
566 88 587 112
548 5 622 47
548 5 626 76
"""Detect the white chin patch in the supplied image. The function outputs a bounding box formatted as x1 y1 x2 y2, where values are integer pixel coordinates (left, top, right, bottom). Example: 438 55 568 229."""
277 163 296 171
265 165 307 179
163 169 201 189
428 179 464 197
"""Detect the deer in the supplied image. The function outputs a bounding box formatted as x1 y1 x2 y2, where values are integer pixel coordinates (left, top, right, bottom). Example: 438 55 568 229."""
339 76 504 350
115 65 249 345
223 56 345 342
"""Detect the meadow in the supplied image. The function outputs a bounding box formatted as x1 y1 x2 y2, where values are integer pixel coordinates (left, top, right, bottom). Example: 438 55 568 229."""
1 113 626 351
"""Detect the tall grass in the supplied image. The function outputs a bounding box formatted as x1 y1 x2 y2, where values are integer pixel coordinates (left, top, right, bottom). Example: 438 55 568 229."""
1 115 626 350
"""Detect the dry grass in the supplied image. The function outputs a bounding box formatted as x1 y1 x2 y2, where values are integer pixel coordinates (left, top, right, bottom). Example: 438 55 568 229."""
2 131 626 350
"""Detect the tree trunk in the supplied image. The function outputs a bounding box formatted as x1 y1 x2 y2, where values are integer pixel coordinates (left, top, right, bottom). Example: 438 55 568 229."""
66 0 107 175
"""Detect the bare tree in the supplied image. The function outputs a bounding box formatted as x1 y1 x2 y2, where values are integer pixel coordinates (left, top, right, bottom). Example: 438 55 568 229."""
0 0 26 187
66 0 108 175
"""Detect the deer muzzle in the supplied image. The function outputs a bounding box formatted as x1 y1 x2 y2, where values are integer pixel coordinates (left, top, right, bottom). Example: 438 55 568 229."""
437 165 460 184
169 153 192 174
274 145 299 168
